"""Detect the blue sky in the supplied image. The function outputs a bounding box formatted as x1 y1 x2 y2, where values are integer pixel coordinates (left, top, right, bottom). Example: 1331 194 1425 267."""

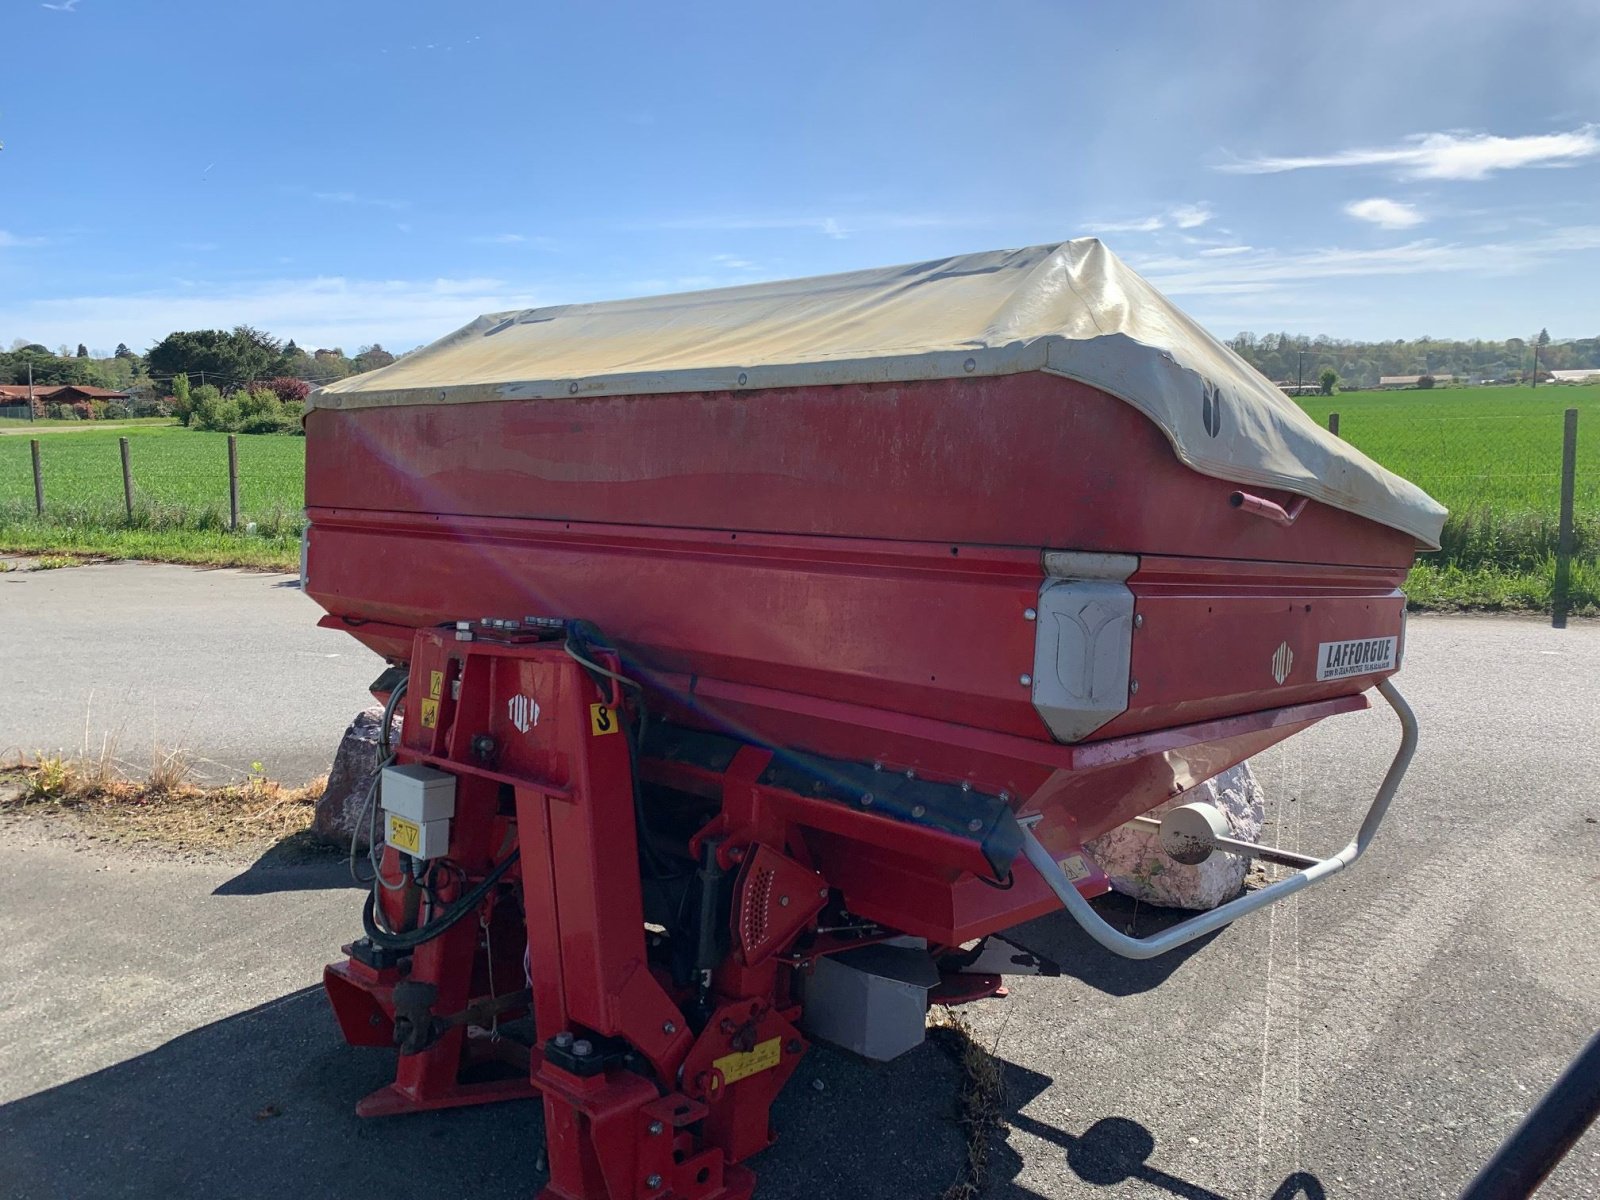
2 0 1598 354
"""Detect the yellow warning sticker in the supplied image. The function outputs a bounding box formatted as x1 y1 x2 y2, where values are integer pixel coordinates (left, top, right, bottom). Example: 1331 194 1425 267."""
420 698 440 729
589 703 619 736
712 1037 781 1087
428 670 444 700
386 813 421 855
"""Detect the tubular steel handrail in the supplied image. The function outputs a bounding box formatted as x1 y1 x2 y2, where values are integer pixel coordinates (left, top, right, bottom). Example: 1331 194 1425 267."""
1020 677 1418 961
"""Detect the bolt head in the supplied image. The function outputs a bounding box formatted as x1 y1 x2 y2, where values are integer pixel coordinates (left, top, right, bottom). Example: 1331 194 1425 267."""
572 1039 592 1057
1020 673 1033 687
646 1174 663 1190
552 1031 573 1049
967 817 984 833
779 895 790 906
860 792 874 807
818 887 829 898
911 804 926 818
963 357 977 373
648 1120 664 1135
662 1021 677 1035
1134 613 1144 628
1130 679 1140 694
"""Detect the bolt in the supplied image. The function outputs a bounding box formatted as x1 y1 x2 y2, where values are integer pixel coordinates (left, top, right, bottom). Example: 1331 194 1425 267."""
1020 673 1033 687
456 620 471 630
1130 679 1140 694
1024 607 1037 621
860 792 874 807
662 1021 677 1035
648 1120 664 1136
737 372 749 386
960 780 972 792
818 887 828 898
1134 613 1144 629
779 895 790 907
553 1031 573 1049
911 804 926 818
572 1039 592 1057
999 790 1012 803
963 357 976 373
646 1174 662 1190
967 818 984 833
568 381 579 394
872 760 883 771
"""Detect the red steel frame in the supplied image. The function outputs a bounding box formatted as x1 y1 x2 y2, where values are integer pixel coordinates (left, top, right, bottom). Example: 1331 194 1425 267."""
323 623 1380 1200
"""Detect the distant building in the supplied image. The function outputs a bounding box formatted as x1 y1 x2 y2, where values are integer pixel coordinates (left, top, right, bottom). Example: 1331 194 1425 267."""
1548 369 1600 384
1273 381 1322 396
1378 374 1459 389
0 384 132 414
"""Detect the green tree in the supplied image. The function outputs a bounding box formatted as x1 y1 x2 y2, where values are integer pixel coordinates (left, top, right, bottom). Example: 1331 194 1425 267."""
1318 367 1338 395
171 372 192 426
114 343 137 360
75 343 89 358
146 326 284 391
1416 374 1436 390
353 343 396 374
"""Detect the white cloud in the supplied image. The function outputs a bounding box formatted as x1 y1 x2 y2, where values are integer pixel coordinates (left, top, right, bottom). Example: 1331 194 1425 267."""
1344 198 1426 230
311 190 409 211
1131 224 1600 297
1085 204 1213 235
0 231 46 248
1197 245 1253 257
642 212 983 240
1219 125 1600 181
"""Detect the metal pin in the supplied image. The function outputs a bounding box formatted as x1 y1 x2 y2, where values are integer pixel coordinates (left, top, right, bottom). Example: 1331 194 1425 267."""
1020 674 1033 687
1134 613 1144 629
1024 607 1037 621
1130 679 1140 694
779 895 790 907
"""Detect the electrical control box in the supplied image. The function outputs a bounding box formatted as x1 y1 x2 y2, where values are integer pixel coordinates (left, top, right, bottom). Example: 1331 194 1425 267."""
381 764 456 860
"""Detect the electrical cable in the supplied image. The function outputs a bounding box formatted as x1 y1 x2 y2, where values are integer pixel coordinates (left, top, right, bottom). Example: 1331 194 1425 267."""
362 848 522 951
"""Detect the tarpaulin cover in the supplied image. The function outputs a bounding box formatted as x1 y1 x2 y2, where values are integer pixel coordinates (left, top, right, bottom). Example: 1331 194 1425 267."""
312 239 1446 547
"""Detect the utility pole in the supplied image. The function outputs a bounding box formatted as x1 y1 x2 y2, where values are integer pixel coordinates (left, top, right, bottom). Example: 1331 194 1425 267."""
1531 337 1540 389
1296 350 1304 395
27 361 34 422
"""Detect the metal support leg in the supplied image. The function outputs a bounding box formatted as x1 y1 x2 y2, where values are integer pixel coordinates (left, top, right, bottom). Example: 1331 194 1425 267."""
1021 678 1418 960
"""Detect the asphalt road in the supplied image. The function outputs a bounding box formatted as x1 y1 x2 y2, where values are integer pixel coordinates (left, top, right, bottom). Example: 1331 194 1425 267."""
0 559 381 783
1 611 1597 1199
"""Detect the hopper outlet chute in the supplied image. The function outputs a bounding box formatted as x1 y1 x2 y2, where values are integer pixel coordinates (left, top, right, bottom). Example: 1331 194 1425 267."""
1031 552 1138 743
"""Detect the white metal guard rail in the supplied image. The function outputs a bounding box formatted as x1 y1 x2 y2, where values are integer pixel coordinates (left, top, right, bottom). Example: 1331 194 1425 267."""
1020 678 1418 960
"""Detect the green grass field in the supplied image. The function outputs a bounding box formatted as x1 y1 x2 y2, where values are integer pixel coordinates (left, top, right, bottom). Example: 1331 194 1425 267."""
0 424 303 567
1 386 1595 611
1294 383 1598 613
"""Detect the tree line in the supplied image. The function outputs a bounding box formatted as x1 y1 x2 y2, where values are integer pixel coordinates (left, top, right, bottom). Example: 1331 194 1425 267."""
0 326 398 398
1226 329 1597 389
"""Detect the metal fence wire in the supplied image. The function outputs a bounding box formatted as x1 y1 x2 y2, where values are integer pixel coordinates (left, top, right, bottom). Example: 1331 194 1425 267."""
1324 405 1588 625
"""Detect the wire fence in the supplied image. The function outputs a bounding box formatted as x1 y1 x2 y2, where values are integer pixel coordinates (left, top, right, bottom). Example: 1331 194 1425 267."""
0 429 304 540
1320 404 1590 623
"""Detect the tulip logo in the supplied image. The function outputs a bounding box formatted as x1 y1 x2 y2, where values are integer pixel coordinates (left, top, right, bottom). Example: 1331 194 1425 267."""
1271 642 1294 686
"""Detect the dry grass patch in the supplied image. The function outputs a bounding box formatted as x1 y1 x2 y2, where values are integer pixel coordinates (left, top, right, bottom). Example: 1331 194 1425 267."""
2 750 326 855
928 1006 1008 1200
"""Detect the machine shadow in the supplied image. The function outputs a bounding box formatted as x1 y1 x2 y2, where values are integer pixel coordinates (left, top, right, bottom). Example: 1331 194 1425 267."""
0 985 1053 1200
1003 1111 1327 1200
1005 893 1225 997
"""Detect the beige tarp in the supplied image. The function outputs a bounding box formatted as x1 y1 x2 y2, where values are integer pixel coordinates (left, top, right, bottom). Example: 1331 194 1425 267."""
313 239 1446 547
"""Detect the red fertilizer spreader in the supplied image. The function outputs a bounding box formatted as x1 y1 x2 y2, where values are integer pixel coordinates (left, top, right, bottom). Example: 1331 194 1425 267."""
305 241 1440 1200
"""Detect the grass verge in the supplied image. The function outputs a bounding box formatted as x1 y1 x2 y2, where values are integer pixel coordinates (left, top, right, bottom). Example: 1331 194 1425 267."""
1 751 328 856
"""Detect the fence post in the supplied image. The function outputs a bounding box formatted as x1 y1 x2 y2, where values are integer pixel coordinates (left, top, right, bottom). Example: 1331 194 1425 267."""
1552 408 1578 630
119 436 134 521
228 434 240 532
31 439 43 516
1328 412 1340 437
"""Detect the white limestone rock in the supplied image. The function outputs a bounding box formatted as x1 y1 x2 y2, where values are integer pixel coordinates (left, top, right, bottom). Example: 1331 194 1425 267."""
1084 762 1265 911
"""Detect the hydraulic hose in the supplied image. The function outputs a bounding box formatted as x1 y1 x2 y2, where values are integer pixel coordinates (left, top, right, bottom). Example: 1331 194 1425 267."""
362 848 521 951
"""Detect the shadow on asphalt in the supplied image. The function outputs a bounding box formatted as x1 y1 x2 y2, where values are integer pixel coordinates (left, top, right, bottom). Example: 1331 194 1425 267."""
212 835 364 896
1007 895 1224 998
0 986 990 1199
0 977 1303 1200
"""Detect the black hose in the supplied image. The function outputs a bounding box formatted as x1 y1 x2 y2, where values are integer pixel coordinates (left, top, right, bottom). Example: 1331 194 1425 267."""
362 849 521 951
